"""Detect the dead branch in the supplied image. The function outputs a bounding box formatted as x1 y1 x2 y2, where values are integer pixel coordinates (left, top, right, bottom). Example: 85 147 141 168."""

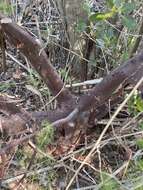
0 13 73 104
78 51 143 112
1 51 143 137
0 13 143 143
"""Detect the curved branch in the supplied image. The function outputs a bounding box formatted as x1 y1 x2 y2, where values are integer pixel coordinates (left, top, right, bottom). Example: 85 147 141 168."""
78 51 143 112
0 14 73 104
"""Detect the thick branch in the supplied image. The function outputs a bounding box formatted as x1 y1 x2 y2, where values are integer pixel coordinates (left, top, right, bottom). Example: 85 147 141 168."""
1 14 143 139
1 51 143 135
78 51 143 112
0 107 75 135
0 14 73 104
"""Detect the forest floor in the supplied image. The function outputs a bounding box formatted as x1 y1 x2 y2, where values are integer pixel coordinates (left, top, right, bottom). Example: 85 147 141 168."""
0 1 143 190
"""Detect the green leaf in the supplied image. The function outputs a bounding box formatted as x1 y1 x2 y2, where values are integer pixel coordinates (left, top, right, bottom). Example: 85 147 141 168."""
139 122 143 129
136 159 143 171
136 139 143 149
120 51 129 61
105 28 114 41
89 12 104 22
36 121 54 150
0 2 12 14
101 172 119 190
135 96 143 112
89 6 117 22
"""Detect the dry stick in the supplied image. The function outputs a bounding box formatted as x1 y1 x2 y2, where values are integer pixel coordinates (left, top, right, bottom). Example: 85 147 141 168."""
105 19 143 38
72 158 126 190
66 77 143 190
2 109 141 168
61 128 143 163
6 52 29 72
65 78 103 88
121 111 143 131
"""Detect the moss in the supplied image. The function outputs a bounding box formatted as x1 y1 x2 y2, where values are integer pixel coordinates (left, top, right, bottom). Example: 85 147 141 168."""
36 120 54 150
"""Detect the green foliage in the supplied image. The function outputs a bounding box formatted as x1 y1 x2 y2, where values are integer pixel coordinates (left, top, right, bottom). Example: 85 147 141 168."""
100 172 119 190
26 70 42 87
136 159 143 171
0 1 12 15
82 0 91 15
36 155 55 167
15 146 56 188
15 147 33 168
121 16 137 30
35 155 56 188
76 0 140 69
121 2 136 15
124 119 143 189
125 157 143 189
107 0 114 8
135 96 143 112
119 2 137 30
88 0 137 29
89 6 117 22
139 122 143 129
0 82 16 92
76 19 87 32
128 92 143 115
36 120 54 150
136 139 143 150
26 70 51 97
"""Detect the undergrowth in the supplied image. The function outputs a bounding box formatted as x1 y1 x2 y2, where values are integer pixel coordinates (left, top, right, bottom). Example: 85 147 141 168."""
0 0 143 189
